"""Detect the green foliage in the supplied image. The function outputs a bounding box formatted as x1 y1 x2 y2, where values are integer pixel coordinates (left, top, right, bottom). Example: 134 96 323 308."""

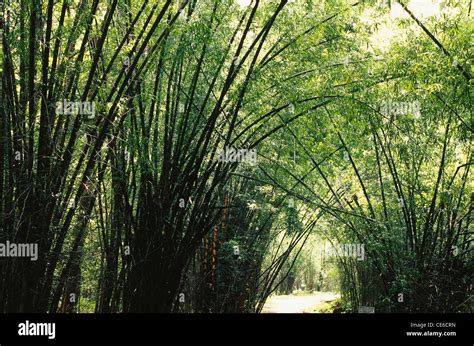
0 0 471 314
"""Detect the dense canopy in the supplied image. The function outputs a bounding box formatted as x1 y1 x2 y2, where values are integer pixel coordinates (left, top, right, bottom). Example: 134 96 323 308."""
0 0 472 313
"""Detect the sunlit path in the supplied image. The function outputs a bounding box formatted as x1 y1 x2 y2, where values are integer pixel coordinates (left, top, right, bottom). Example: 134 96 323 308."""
262 292 340 313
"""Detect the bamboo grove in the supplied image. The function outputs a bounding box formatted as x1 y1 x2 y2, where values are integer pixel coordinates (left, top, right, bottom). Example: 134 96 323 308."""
0 0 472 313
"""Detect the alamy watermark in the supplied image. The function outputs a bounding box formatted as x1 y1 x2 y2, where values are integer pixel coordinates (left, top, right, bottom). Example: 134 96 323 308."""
0 241 38 261
358 306 375 313
217 147 257 165
325 243 365 261
380 100 421 118
18 320 55 339
56 99 95 119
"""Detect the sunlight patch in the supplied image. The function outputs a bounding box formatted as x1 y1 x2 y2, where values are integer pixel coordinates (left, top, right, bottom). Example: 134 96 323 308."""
391 0 440 19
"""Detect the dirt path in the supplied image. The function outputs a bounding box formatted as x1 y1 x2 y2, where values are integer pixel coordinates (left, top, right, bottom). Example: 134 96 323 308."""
262 292 339 313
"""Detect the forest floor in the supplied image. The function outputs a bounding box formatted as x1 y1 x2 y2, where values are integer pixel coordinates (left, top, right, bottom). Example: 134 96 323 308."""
261 292 340 313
